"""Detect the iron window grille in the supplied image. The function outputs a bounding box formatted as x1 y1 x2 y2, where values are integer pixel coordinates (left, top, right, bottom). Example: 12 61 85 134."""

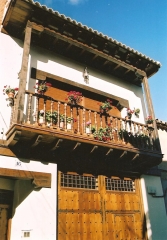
105 178 135 192
61 173 98 190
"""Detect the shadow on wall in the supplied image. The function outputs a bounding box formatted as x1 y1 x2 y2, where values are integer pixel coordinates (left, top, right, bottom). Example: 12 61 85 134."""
12 179 40 217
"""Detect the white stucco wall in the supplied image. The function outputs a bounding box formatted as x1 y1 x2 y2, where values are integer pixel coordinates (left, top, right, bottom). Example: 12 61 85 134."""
0 155 57 240
29 44 145 123
141 175 167 240
158 129 167 161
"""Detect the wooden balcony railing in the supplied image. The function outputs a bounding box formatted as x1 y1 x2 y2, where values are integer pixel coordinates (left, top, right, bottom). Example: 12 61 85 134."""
11 91 157 151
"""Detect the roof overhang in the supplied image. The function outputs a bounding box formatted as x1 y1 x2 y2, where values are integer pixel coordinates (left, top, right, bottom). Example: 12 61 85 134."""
2 0 161 85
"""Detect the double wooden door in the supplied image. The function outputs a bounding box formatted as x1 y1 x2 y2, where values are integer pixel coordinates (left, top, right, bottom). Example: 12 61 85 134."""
58 172 146 240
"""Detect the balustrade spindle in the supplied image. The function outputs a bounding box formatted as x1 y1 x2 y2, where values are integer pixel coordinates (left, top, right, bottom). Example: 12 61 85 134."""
58 102 60 129
50 100 53 128
100 114 102 128
109 116 113 141
83 108 86 134
77 107 80 134
94 112 97 132
34 96 39 126
10 94 17 126
27 93 32 124
115 117 119 141
88 110 91 133
64 103 67 131
134 123 137 135
70 107 73 132
42 99 46 128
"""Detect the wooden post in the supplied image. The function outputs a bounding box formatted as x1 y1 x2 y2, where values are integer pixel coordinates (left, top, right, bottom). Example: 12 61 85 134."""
142 76 161 151
14 21 32 124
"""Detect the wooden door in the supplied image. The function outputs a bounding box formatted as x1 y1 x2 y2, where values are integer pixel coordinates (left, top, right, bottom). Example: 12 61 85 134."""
58 172 146 240
0 205 10 240
0 190 13 240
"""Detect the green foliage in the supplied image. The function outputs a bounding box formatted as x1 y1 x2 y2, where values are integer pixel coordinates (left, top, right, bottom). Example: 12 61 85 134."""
45 111 58 124
92 125 112 142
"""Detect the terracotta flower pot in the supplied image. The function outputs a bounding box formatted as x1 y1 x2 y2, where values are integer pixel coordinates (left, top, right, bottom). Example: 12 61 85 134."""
7 92 14 98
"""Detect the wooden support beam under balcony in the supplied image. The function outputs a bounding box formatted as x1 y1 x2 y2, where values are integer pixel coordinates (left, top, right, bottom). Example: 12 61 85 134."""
5 120 163 176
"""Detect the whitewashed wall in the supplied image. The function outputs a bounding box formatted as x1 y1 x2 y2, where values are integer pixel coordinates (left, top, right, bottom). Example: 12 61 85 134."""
141 175 167 240
29 44 146 123
0 33 22 134
0 155 57 240
158 129 167 161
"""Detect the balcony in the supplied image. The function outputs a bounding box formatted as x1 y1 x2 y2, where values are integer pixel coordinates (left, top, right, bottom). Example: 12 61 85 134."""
5 89 162 176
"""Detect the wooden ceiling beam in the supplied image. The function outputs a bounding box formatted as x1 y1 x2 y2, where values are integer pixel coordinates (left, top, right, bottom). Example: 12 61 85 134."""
112 64 120 71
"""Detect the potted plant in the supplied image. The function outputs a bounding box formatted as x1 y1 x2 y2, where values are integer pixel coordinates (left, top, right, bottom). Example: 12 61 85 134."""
86 121 91 134
134 108 140 117
65 91 83 105
126 108 134 120
34 81 52 95
119 129 129 141
45 111 58 126
146 116 154 129
3 85 19 98
59 114 65 128
92 124 112 142
66 116 77 130
38 109 45 124
99 99 112 114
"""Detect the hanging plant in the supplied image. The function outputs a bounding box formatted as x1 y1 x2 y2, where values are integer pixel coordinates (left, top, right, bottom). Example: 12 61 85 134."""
98 99 112 114
34 81 52 95
3 85 19 98
65 91 83 105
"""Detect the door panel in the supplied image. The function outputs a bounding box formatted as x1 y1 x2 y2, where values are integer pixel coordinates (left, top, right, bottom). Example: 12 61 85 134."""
58 172 145 240
0 205 9 240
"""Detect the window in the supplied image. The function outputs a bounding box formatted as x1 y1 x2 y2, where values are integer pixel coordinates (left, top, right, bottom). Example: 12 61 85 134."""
105 178 135 192
23 231 30 238
61 173 98 189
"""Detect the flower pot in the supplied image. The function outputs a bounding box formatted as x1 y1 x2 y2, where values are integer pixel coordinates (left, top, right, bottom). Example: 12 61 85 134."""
60 122 64 128
7 92 14 98
125 116 131 121
46 122 51 127
86 127 90 134
147 123 154 129
70 100 77 105
67 123 72 130
39 118 44 124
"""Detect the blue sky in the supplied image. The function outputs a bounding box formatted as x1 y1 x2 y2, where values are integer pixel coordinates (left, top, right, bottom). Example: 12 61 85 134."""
38 0 167 121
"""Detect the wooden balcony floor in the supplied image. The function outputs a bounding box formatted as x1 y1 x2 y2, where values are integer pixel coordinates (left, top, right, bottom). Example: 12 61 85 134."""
6 123 163 176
